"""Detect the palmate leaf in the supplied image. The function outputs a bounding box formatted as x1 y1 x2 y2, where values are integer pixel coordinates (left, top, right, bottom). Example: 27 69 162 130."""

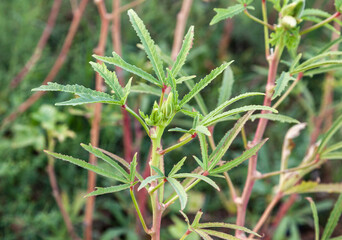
85 183 131 197
32 82 121 106
322 193 342 240
44 151 127 183
210 138 268 174
210 4 245 25
202 105 277 126
128 9 165 83
197 222 260 237
172 173 220 191
217 66 234 108
272 72 296 100
167 177 187 209
172 26 194 77
94 52 160 86
179 61 233 108
201 92 264 124
81 143 129 180
90 62 124 99
306 198 319 240
209 112 253 167
250 113 300 124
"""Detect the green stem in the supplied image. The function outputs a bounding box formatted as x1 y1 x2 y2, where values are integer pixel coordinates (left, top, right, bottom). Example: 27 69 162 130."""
124 105 150 136
150 126 165 240
130 187 150 234
300 12 341 35
160 135 195 155
149 179 165 194
244 9 274 30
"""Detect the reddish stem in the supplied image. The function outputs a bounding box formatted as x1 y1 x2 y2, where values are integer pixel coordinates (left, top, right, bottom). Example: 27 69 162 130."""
84 1 109 239
236 47 281 236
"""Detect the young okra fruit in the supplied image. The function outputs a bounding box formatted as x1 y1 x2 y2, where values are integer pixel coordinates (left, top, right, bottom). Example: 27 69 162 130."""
32 9 278 239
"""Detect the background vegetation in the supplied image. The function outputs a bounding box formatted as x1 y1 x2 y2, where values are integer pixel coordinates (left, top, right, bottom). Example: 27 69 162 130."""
1 0 341 239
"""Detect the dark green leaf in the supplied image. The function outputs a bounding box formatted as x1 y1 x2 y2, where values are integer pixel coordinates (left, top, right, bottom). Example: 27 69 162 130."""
322 194 342 240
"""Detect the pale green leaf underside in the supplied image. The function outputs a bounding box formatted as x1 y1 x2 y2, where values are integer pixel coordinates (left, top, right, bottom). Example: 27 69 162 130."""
197 222 261 237
173 173 220 191
44 151 126 182
285 181 342 194
200 229 239 240
250 113 300 124
32 82 120 106
94 52 160 86
179 61 233 107
138 175 164 191
321 152 342 160
85 184 131 197
167 177 187 210
203 105 277 126
202 92 264 124
195 229 214 240
128 9 165 83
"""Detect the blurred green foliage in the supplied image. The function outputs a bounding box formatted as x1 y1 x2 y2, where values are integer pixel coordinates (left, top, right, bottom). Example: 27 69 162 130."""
1 0 341 239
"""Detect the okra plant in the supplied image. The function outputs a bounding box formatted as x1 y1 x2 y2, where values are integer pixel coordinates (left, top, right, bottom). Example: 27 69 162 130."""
31 0 342 239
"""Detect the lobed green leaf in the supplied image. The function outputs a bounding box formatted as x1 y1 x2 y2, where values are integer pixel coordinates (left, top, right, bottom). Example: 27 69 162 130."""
85 184 131 197
168 157 187 177
94 52 161 86
90 62 124 99
32 82 121 106
210 5 245 25
197 222 260 237
173 173 220 191
172 26 194 77
272 72 296 100
81 143 129 180
217 66 234 108
250 113 300 124
203 105 277 127
179 61 233 108
210 139 268 174
138 175 164 191
44 151 126 182
128 9 165 83
321 193 342 240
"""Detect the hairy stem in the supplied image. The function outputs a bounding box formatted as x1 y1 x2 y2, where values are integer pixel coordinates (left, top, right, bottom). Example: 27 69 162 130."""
236 45 283 237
